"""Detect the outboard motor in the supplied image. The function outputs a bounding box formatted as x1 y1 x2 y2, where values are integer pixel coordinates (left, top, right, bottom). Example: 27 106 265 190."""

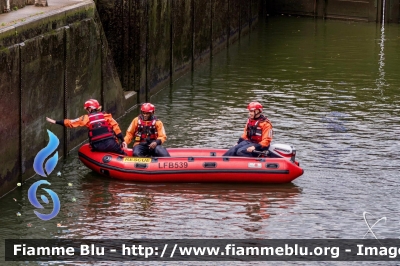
268 144 296 163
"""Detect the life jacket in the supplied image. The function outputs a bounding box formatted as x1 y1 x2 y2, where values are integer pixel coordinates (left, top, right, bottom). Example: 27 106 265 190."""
246 115 270 143
134 115 158 143
87 112 115 144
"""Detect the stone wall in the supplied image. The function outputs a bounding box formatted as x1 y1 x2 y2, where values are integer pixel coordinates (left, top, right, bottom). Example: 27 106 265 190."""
96 0 260 101
0 0 261 197
0 1 127 197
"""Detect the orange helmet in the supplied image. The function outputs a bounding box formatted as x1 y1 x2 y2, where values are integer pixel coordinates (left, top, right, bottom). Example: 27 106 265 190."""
141 103 155 113
84 99 100 110
247 101 263 112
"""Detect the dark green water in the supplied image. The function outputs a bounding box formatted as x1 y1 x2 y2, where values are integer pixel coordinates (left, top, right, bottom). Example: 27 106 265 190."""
1 16 400 265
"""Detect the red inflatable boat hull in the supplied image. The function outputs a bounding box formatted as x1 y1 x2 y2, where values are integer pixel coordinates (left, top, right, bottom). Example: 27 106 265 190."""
78 144 304 183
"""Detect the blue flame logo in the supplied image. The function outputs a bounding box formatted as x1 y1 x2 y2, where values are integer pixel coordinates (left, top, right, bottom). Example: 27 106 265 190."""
28 129 61 220
28 180 60 220
33 130 59 177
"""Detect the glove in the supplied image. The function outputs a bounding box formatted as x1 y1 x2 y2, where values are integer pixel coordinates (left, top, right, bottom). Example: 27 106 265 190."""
116 133 124 145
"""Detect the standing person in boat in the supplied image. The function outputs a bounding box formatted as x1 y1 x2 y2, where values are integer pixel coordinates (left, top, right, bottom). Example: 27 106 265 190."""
223 101 273 157
46 99 126 155
122 103 171 157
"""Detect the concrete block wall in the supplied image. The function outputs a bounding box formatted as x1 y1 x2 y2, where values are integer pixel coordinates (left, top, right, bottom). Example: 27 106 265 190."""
0 0 261 197
0 1 127 197
96 0 260 101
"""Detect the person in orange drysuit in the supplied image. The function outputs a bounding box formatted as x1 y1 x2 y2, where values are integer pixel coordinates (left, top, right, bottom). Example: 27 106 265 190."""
223 101 273 157
122 103 170 157
46 99 126 155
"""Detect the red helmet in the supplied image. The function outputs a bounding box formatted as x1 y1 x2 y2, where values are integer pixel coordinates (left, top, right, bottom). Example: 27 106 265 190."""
141 103 155 113
247 101 263 112
84 99 100 110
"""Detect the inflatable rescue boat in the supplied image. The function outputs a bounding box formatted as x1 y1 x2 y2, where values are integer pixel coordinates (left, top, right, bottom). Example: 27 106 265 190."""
78 143 304 183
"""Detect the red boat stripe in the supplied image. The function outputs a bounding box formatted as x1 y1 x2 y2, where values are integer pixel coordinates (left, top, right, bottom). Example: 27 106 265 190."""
78 152 290 175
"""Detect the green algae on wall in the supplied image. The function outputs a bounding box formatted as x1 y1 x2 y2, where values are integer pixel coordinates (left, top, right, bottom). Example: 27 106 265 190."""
0 2 127 197
64 19 102 151
20 29 66 181
193 0 212 67
0 45 21 194
0 0 259 197
212 0 229 55
95 0 260 100
147 0 171 97
228 0 241 45
172 0 192 80
94 13 127 116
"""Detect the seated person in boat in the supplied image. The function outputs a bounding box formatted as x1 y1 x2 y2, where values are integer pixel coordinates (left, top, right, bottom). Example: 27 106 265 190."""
122 103 170 157
223 101 273 157
46 99 126 155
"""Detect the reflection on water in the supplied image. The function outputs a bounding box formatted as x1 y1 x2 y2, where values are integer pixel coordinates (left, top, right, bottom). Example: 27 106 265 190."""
2 16 400 265
73 173 302 238
0 167 302 253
